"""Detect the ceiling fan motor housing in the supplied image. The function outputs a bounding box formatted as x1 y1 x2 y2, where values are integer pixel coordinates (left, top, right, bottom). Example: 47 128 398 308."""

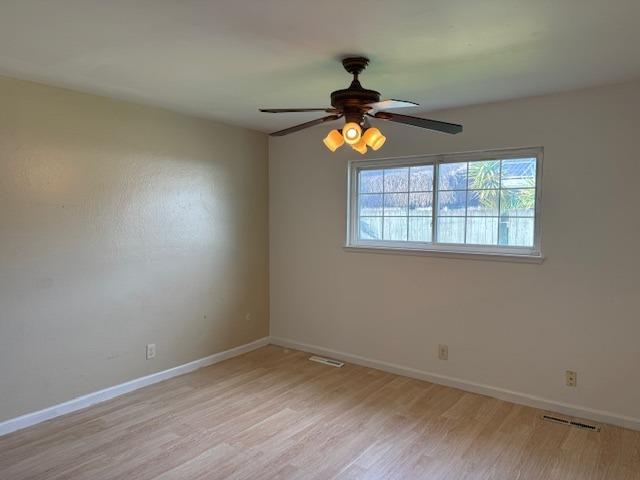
331 57 380 124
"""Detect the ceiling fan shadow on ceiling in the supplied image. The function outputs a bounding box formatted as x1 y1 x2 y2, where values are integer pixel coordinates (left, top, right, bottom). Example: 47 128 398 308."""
259 57 462 154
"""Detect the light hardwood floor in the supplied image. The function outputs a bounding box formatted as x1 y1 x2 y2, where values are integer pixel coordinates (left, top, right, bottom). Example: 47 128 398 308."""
1 345 639 479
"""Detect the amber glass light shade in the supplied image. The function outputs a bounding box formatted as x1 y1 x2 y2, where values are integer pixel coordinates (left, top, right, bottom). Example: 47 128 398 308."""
323 129 344 152
361 127 386 151
342 122 362 145
351 137 368 154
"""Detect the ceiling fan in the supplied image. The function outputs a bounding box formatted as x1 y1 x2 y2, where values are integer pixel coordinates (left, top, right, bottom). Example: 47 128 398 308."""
259 57 462 154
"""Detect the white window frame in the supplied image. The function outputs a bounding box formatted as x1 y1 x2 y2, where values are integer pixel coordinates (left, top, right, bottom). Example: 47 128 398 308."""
345 146 544 262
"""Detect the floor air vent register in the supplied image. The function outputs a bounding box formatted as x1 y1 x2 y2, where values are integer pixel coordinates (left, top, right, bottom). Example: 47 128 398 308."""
309 356 345 367
542 415 601 432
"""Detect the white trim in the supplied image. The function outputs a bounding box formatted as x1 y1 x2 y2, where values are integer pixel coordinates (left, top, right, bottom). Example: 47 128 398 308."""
0 337 270 437
5 335 637 436
342 245 545 264
270 336 640 432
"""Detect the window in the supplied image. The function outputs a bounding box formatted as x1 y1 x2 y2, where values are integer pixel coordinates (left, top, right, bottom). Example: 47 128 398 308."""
346 147 543 260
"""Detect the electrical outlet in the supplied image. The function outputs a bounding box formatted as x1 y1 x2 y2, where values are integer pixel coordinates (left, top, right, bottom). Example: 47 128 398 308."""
438 344 448 361
566 370 577 387
146 343 156 360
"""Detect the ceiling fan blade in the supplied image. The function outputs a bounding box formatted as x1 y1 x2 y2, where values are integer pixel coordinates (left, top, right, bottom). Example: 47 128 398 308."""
260 108 338 113
270 115 342 136
373 112 462 134
365 99 419 111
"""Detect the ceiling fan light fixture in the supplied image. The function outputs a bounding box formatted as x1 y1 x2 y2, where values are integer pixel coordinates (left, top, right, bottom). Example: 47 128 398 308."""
323 129 344 152
362 127 386 151
342 122 362 144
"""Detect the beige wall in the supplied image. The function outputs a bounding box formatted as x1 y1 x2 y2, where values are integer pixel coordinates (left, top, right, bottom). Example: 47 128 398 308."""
0 77 269 421
270 81 640 423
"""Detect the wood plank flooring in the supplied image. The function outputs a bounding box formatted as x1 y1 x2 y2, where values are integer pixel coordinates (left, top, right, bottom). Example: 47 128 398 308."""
1 345 639 479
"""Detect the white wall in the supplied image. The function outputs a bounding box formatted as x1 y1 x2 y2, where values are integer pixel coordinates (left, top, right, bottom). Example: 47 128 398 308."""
269 81 640 426
0 77 269 422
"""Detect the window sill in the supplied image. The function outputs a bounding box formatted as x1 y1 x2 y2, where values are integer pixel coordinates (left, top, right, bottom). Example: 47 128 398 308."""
343 244 545 264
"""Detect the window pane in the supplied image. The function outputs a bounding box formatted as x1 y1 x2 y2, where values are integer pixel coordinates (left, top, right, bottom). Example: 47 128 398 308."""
359 217 382 240
351 151 539 256
438 162 467 190
501 158 536 188
408 192 432 216
384 217 408 241
466 217 499 245
500 189 536 217
467 190 499 216
383 193 408 216
359 169 383 193
437 190 466 216
468 160 500 189
499 217 534 247
409 165 433 192
409 217 432 242
437 217 465 244
384 167 409 192
359 194 383 216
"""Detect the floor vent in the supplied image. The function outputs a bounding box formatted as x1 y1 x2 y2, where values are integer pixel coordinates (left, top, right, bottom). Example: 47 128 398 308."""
542 415 600 432
309 356 344 367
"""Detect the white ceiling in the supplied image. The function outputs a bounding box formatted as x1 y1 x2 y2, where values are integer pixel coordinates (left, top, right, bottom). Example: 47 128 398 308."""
1 0 639 132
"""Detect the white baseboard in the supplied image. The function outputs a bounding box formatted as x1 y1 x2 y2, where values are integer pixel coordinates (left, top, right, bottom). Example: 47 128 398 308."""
0 336 270 437
270 336 640 432
4 335 638 436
